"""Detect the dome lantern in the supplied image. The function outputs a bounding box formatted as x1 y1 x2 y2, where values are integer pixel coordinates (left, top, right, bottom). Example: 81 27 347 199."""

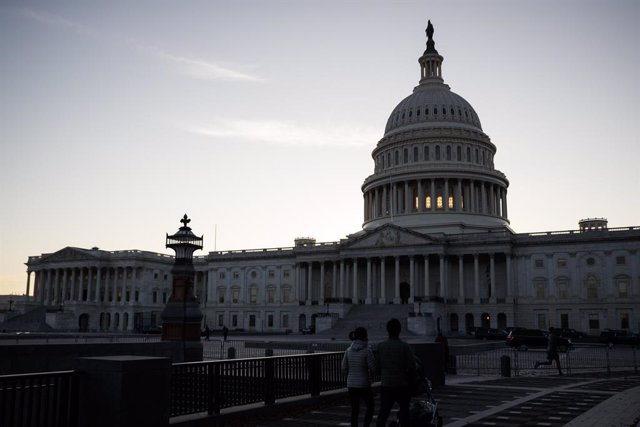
419 20 444 84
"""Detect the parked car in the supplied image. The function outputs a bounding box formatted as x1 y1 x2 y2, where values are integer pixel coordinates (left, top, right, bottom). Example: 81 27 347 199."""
506 328 572 351
466 326 482 336
300 326 315 335
475 328 508 340
599 329 640 346
559 328 587 340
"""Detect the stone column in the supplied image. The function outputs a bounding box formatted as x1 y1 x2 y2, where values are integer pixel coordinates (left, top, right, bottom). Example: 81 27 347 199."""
424 255 430 296
295 264 301 301
366 258 372 304
45 269 52 305
502 189 508 219
319 262 325 303
112 268 118 304
506 255 512 299
418 180 424 212
430 180 435 211
25 271 31 299
61 269 68 303
470 181 476 213
94 268 101 303
490 254 496 300
394 257 400 303
339 261 345 299
404 181 410 213
121 268 128 305
444 179 449 211
456 179 462 212
382 185 387 216
352 259 358 303
332 262 337 298
409 256 415 303
69 268 76 302
439 255 445 297
458 255 465 300
307 262 313 304
380 258 386 304
474 254 480 300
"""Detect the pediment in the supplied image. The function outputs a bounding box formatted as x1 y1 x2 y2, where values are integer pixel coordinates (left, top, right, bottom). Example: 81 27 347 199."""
40 247 99 263
343 225 437 250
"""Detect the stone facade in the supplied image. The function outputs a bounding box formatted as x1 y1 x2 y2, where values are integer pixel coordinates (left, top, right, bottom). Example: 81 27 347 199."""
22 22 640 335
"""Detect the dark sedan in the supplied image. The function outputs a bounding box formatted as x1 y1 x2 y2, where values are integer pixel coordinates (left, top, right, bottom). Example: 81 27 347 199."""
475 328 508 340
506 328 572 351
599 329 639 346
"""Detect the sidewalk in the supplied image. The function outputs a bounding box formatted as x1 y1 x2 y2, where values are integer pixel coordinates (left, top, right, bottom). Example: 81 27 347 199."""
249 372 640 427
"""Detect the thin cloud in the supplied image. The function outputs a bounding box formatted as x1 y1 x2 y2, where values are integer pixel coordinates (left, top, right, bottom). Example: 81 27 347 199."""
15 8 262 83
187 118 377 148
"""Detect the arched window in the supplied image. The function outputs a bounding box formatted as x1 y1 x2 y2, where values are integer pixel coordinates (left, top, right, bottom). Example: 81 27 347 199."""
403 148 408 163
555 277 570 299
585 275 599 299
456 146 462 160
475 148 479 163
424 146 430 161
267 286 276 303
413 146 418 162
446 146 452 160
231 286 240 303
466 146 471 162
114 312 120 329
217 287 225 303
450 313 459 332
436 195 443 209
282 286 291 303
615 275 630 298
435 146 441 160
249 285 258 304
395 150 399 165
533 278 546 299
426 196 432 209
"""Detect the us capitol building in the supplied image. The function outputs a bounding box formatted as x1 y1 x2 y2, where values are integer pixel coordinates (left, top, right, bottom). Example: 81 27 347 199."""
21 22 640 336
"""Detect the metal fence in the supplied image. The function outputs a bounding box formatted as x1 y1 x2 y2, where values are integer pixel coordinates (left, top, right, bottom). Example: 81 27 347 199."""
170 351 352 418
451 344 639 376
0 370 78 427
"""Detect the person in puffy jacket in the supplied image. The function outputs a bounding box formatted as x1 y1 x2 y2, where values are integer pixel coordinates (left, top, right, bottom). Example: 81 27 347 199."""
342 327 376 427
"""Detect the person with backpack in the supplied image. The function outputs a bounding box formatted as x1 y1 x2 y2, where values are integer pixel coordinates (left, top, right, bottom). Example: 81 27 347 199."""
342 327 376 427
375 318 417 426
535 326 564 375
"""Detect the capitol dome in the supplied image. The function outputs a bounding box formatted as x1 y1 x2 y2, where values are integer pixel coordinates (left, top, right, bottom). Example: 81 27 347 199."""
361 21 510 235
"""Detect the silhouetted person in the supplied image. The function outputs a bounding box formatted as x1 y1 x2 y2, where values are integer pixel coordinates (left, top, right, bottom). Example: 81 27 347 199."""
375 318 417 426
535 327 563 375
222 325 229 341
435 332 449 369
204 324 210 341
342 327 375 427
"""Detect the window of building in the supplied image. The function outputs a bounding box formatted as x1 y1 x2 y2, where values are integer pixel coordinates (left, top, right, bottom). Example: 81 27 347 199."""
456 146 461 160
616 256 626 265
268 270 275 278
536 312 547 330
620 313 630 329
283 270 290 278
154 272 158 280
413 146 418 162
217 313 224 327
395 150 399 165
586 275 599 298
232 287 239 303
560 313 569 329
557 259 567 268
162 292 167 303
135 290 139 302
446 146 451 160
616 276 629 298
448 196 454 209
125 291 130 302
267 287 275 303
534 279 546 299
232 314 238 327
534 259 544 268
218 288 225 303
249 315 256 327
466 147 471 162
556 277 569 299
164 274 168 281
153 291 158 304
250 271 257 279
267 313 274 328
219 271 225 279
282 286 291 303
586 257 595 266
403 148 408 163
426 196 432 209
475 148 479 163
233 271 240 280
282 314 289 328
436 195 443 209
435 146 441 160
414 196 419 210
424 146 429 161
250 286 258 304
588 314 599 330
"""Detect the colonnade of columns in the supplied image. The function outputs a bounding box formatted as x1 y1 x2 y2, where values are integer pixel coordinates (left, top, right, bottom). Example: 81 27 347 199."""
363 178 507 221
296 252 511 305
29 266 144 306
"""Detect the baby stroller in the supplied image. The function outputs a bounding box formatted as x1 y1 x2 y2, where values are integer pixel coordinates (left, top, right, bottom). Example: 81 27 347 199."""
390 377 442 427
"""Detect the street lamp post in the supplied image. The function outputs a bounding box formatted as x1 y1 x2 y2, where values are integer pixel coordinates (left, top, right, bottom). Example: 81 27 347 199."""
161 214 204 362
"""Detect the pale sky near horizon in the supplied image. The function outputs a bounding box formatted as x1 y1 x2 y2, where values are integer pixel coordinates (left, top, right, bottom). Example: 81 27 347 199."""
1 0 639 295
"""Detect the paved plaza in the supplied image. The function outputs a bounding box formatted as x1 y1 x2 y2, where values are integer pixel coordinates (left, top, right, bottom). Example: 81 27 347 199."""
251 372 640 427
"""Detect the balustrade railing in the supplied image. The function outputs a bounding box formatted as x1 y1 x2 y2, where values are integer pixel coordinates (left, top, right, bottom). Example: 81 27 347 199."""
0 370 78 427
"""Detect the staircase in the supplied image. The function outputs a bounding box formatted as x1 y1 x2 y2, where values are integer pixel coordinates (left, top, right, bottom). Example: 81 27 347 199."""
317 304 417 340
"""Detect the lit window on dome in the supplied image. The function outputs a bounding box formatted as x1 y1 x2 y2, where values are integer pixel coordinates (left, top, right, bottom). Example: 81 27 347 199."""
426 196 431 209
415 196 419 209
436 196 443 209
448 196 454 209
